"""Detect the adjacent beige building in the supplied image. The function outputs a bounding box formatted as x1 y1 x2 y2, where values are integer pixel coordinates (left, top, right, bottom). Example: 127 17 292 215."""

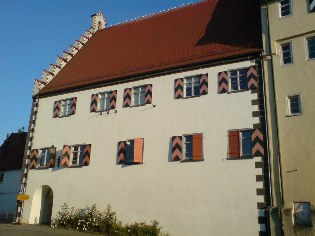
261 0 315 235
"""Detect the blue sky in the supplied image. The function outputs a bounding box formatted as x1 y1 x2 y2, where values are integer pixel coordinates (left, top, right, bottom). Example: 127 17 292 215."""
0 0 201 142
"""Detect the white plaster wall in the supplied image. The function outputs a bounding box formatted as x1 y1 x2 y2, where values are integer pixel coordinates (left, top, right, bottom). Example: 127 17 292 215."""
0 170 20 213
23 60 262 236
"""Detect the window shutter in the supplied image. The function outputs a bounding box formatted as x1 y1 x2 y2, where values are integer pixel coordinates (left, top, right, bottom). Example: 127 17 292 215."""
29 149 38 169
53 100 61 118
218 71 228 94
192 134 203 161
171 136 183 161
71 97 77 115
247 65 258 89
199 74 208 95
228 131 240 158
145 84 153 104
90 94 98 112
48 147 56 168
82 144 92 166
117 141 126 164
61 145 71 167
123 88 132 107
174 78 184 99
133 138 144 163
110 90 117 109
251 129 264 156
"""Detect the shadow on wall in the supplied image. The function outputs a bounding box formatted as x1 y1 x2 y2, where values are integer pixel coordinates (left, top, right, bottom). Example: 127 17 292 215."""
196 0 262 48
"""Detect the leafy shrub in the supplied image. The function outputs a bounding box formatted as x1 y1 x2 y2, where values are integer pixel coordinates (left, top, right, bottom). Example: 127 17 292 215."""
52 203 169 236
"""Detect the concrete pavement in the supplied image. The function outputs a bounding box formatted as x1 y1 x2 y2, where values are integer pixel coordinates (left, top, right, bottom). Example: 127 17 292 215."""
0 224 99 236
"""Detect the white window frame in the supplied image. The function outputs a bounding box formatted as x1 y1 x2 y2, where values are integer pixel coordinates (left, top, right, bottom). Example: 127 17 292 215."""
71 145 84 166
98 92 111 111
38 148 50 167
228 68 248 92
280 42 293 65
0 172 4 183
278 0 292 18
184 75 201 98
286 94 302 116
306 35 315 60
61 99 73 116
132 85 146 106
308 0 315 13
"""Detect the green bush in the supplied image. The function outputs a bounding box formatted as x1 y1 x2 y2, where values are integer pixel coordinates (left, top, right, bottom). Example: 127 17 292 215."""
51 203 169 236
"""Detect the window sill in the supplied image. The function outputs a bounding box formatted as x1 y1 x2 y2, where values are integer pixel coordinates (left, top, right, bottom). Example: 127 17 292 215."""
56 114 74 118
281 62 293 67
36 167 49 170
286 113 302 117
279 14 292 19
227 156 254 160
227 89 248 94
180 159 204 163
69 165 83 168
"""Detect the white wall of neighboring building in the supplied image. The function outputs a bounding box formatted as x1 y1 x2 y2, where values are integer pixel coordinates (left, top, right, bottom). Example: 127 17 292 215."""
23 60 263 236
0 170 20 214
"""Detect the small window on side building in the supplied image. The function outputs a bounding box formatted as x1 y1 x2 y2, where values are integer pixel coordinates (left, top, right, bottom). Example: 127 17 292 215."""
281 42 293 65
0 172 4 183
307 36 315 60
293 202 312 227
309 0 315 13
38 148 50 167
287 95 302 116
279 0 291 18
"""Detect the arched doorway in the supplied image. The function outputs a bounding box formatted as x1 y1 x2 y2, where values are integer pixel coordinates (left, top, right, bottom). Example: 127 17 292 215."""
29 185 53 224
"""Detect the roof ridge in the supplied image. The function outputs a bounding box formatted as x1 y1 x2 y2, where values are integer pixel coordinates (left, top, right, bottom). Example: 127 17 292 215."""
107 1 204 28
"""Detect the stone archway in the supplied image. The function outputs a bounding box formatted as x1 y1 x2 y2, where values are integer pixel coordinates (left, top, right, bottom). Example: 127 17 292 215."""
29 185 53 224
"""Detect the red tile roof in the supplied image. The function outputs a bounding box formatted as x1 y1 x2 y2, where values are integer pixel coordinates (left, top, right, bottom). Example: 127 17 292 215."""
0 132 27 171
40 0 262 95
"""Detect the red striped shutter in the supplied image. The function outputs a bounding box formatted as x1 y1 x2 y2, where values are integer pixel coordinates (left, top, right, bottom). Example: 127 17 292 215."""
145 84 152 104
48 147 56 168
123 88 132 107
53 100 61 118
71 97 77 115
229 131 240 158
171 136 183 161
90 94 98 112
174 78 184 99
29 149 39 169
134 138 144 163
247 66 258 89
192 134 203 161
110 90 117 109
199 74 208 95
218 71 229 94
61 145 71 167
82 144 92 166
117 141 126 164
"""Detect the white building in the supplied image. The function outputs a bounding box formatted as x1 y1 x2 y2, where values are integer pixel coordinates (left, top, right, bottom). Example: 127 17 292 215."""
0 132 26 223
20 1 270 235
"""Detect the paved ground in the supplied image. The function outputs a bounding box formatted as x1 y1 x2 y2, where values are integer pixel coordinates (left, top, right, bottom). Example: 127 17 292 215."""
0 224 99 236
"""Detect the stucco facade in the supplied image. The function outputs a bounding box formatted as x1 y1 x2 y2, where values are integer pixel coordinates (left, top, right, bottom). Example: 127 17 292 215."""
261 0 315 235
22 60 268 236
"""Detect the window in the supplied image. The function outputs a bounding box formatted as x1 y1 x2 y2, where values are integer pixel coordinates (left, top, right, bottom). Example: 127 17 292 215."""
287 95 301 115
98 92 111 111
281 42 293 65
0 172 4 183
117 138 144 164
171 134 203 161
306 36 315 60
228 130 252 158
309 0 315 13
71 145 84 166
38 148 50 167
293 202 312 227
61 99 73 116
133 86 146 106
229 68 248 91
279 0 291 18
184 75 200 97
